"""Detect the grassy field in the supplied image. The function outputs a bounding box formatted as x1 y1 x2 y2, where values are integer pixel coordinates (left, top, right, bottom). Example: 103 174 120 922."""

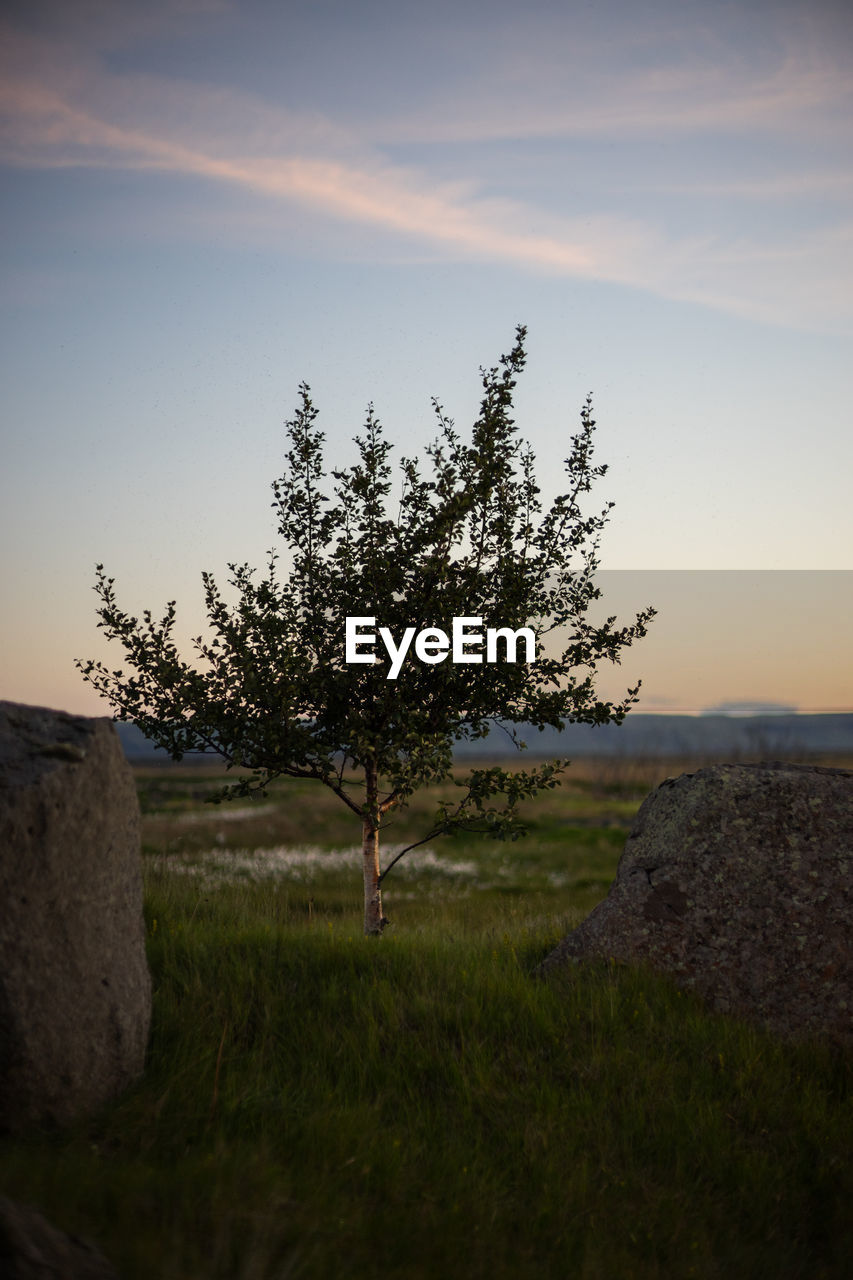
2 755 852 1278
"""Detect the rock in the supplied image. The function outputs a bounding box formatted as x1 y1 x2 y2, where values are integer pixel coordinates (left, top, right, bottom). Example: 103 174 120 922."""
0 1196 119 1279
0 702 151 1132
540 762 853 1044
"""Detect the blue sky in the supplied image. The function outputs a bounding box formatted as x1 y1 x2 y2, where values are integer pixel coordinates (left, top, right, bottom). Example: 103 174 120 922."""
1 0 851 716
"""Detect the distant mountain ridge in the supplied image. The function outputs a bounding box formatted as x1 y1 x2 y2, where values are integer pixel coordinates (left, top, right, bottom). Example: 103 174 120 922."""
115 713 853 763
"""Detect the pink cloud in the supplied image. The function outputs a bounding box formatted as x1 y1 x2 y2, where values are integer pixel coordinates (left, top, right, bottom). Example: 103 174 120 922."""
1 14 851 335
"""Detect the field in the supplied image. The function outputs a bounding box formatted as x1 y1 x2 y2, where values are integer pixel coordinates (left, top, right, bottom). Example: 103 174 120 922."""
2 754 852 1278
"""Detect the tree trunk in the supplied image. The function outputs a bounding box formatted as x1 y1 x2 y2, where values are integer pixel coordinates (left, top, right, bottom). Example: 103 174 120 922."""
362 761 387 936
362 816 386 936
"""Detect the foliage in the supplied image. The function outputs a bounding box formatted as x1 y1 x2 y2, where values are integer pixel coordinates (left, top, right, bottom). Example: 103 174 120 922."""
77 326 654 932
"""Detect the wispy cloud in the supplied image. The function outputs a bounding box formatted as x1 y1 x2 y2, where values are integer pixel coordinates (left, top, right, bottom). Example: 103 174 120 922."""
372 54 853 147
364 3 853 146
626 172 853 201
1 8 852 334
0 66 593 274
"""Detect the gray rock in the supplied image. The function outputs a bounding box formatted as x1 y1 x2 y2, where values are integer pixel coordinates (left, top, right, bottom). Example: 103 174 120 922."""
540 762 853 1043
0 702 151 1132
0 1196 119 1279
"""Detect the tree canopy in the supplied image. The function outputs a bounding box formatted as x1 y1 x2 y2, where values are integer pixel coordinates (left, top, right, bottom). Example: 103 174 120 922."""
78 326 654 934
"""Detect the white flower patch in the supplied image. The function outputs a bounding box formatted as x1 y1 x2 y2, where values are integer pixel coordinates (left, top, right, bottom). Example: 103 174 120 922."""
158 844 484 888
171 803 278 825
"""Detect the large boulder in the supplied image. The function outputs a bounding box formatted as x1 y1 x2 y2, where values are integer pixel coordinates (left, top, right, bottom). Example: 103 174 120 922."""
540 762 853 1044
0 701 151 1131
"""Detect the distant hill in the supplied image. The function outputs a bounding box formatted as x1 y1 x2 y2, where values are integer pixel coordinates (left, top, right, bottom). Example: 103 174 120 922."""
115 713 853 763
453 713 853 759
114 722 172 761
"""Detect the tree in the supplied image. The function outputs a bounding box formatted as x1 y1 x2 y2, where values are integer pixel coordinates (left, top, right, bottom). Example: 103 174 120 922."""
77 326 654 935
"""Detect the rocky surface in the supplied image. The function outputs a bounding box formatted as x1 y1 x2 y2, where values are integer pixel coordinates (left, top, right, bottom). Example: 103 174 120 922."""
0 701 151 1131
540 762 853 1044
0 1197 119 1280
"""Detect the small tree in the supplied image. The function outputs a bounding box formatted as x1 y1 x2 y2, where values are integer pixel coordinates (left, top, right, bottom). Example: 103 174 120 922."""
78 327 654 935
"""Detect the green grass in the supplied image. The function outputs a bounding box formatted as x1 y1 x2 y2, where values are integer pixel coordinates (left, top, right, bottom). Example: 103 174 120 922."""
2 760 851 1278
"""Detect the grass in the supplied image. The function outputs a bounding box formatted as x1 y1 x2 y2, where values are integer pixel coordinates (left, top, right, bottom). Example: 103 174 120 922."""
2 756 851 1278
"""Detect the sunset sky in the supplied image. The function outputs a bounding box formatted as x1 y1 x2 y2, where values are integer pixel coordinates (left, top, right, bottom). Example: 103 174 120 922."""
2 0 851 717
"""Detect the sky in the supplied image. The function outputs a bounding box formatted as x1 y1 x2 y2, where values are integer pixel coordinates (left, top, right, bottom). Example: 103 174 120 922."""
1 0 851 718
